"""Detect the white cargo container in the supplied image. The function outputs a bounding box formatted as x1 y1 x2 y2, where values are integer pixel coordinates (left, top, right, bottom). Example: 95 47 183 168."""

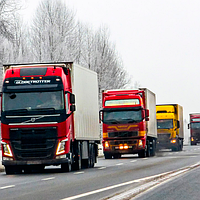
71 64 100 140
139 88 157 138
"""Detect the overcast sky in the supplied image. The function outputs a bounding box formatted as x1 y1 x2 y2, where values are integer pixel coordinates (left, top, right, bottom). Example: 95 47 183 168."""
23 0 200 125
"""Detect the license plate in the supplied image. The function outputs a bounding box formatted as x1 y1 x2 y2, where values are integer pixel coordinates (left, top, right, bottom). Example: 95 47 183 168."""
27 161 42 165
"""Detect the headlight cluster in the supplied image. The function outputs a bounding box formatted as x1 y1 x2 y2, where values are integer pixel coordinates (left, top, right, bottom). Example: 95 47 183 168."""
1 141 13 157
56 139 68 155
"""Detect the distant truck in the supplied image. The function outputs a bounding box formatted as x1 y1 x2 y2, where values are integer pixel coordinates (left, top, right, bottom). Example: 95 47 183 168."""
0 62 100 174
156 104 184 151
188 113 200 145
99 88 157 158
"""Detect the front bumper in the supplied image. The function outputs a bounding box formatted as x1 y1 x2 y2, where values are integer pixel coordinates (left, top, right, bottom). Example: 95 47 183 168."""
2 157 70 166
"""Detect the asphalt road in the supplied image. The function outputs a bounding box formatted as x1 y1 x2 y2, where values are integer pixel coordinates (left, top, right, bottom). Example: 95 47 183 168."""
133 160 200 200
1 145 200 200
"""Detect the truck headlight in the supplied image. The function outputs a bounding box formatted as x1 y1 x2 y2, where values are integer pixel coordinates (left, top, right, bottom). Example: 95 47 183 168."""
1 142 13 157
56 139 68 155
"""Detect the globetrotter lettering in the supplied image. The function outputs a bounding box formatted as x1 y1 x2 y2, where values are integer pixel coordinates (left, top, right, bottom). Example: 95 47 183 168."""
14 80 51 84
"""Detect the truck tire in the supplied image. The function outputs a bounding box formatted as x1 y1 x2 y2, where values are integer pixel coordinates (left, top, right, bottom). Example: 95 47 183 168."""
138 149 146 158
113 154 121 159
61 162 71 172
72 142 82 171
89 144 95 168
5 166 16 175
146 141 150 157
104 153 112 159
150 139 156 156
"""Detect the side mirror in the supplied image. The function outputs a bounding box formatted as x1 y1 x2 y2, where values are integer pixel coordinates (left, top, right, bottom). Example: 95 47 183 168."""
145 109 149 118
70 105 76 112
188 123 190 129
70 94 75 104
99 110 103 122
177 120 180 129
65 91 75 104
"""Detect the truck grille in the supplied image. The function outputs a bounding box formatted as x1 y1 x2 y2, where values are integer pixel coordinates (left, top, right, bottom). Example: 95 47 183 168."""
157 133 171 141
108 131 138 138
9 127 57 160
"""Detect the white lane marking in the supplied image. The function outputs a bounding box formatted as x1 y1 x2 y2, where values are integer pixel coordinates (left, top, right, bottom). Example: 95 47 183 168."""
116 163 124 166
98 167 106 170
0 185 15 190
61 179 142 200
130 160 137 163
42 177 55 181
142 158 148 160
73 172 84 175
62 161 200 200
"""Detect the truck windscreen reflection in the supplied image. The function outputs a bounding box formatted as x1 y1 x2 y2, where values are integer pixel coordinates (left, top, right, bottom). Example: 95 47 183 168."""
2 91 64 111
103 110 142 124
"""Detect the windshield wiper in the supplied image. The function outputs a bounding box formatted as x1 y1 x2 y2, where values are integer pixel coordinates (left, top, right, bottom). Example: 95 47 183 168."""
8 109 28 113
104 119 121 124
31 108 56 111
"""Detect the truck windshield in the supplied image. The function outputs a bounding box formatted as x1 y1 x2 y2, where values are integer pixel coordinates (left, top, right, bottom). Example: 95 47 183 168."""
191 122 200 129
157 119 173 129
103 110 142 124
2 91 64 111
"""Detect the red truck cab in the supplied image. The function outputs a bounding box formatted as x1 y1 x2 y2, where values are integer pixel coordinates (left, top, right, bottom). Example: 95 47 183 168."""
188 113 200 145
100 89 157 159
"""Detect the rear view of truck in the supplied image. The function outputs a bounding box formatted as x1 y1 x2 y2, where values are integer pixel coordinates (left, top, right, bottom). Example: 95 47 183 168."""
156 104 184 151
100 88 157 158
188 113 200 145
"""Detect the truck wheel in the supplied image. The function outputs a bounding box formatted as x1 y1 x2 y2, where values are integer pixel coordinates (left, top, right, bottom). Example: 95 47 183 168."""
104 153 112 159
113 154 121 159
72 142 82 170
146 141 150 157
5 166 16 175
150 140 156 156
61 162 71 172
89 144 95 168
138 150 146 158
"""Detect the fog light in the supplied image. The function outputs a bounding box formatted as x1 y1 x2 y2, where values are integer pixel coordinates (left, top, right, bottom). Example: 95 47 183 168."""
138 140 143 147
124 145 129 150
105 141 109 149
119 145 124 150
171 139 176 144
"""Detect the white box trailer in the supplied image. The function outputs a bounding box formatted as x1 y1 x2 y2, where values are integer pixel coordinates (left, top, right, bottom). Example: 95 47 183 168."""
71 64 100 140
140 88 157 139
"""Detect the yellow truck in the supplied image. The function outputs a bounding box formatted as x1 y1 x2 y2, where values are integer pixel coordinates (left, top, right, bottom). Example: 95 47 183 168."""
156 104 184 151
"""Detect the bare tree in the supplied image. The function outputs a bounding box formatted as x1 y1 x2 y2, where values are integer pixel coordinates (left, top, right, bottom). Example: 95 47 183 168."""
30 0 77 62
0 0 23 40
